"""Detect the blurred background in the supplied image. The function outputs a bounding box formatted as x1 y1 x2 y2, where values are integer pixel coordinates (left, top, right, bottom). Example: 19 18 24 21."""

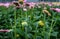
0 0 60 2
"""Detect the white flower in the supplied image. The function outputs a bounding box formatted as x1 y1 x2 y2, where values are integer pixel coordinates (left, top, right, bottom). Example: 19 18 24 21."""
44 7 47 10
23 8 27 11
38 6 41 8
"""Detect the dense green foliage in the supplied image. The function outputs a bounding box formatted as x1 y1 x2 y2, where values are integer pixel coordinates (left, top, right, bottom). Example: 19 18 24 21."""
0 5 60 39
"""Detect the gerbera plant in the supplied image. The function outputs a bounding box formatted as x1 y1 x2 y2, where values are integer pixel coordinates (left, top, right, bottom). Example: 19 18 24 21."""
0 1 60 39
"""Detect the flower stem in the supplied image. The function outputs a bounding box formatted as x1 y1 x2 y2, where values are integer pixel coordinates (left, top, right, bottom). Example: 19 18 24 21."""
48 19 54 39
25 10 28 39
42 13 46 39
48 15 56 39
24 23 28 38
14 9 16 39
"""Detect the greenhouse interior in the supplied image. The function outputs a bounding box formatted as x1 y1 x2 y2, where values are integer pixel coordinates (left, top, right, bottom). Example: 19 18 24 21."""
0 0 60 39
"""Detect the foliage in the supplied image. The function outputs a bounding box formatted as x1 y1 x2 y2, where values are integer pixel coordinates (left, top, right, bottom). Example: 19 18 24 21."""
0 4 60 39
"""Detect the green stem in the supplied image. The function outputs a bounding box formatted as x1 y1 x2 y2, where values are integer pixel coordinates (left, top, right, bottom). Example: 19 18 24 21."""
34 25 38 39
49 19 56 39
42 13 46 39
14 9 16 39
48 15 57 39
11 32 14 39
48 19 54 39
29 9 35 39
25 10 28 39
25 27 28 39
19 9 22 29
